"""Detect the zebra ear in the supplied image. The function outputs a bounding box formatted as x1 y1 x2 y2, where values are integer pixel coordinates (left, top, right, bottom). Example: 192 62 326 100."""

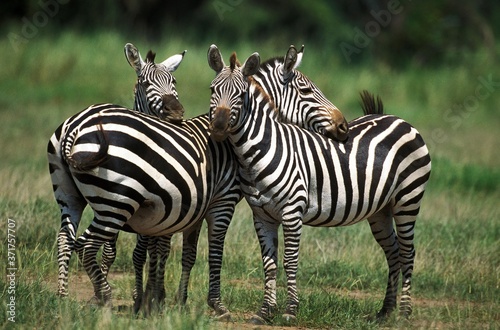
208 44 225 73
160 50 187 72
124 43 145 76
241 52 260 77
283 45 304 81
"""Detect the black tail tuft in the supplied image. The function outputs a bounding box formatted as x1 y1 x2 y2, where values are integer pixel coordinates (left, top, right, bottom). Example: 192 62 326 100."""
360 90 384 115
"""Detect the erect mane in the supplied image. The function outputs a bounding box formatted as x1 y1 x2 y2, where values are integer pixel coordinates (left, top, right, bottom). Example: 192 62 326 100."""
229 52 240 72
261 56 284 67
360 90 384 115
146 50 156 63
247 76 279 119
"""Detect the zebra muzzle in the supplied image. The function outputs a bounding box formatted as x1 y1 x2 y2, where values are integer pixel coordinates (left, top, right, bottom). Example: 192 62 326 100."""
209 106 231 141
324 112 349 142
161 95 184 124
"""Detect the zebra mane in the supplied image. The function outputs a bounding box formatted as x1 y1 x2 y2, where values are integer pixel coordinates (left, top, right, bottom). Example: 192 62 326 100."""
247 76 279 119
261 56 284 68
360 90 384 115
229 52 240 72
146 50 156 63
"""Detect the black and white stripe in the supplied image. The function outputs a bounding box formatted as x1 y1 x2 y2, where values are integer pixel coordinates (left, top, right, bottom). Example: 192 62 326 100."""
208 52 431 323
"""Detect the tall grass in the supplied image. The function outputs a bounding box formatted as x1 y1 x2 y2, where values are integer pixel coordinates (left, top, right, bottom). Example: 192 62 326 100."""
0 32 499 328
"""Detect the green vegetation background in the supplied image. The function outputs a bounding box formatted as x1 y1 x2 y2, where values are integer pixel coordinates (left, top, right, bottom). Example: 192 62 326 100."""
0 1 499 328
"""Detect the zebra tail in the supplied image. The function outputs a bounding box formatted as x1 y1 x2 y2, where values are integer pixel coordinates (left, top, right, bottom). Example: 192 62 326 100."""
62 122 109 171
360 90 384 115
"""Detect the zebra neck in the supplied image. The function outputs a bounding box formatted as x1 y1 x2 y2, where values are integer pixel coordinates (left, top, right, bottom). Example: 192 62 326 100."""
253 60 282 110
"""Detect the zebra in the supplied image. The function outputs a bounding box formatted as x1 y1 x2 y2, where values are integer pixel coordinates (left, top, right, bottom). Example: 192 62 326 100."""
207 51 432 324
51 44 186 299
48 44 350 315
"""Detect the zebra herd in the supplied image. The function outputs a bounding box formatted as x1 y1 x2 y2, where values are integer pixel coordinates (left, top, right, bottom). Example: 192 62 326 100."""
47 42 431 324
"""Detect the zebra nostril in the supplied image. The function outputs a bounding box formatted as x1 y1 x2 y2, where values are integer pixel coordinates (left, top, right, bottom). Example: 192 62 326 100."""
339 122 349 135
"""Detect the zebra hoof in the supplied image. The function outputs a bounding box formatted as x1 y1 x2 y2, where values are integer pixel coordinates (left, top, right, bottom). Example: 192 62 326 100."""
248 314 267 325
399 308 412 319
87 295 102 307
87 295 112 308
374 308 393 323
216 312 232 322
282 313 297 324
133 299 142 315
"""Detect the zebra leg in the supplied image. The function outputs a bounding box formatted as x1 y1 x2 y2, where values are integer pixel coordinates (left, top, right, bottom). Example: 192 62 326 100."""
367 209 400 320
50 136 87 298
143 236 159 314
205 212 232 317
100 233 119 279
133 234 149 314
151 235 172 311
249 218 280 325
74 223 116 306
281 215 303 323
57 217 79 297
176 222 202 306
394 215 417 318
57 199 86 297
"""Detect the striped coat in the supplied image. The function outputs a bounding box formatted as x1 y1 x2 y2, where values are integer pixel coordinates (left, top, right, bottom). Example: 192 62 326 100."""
208 52 431 323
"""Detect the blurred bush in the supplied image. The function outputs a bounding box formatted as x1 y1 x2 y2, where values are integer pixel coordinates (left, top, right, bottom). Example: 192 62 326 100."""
0 0 497 66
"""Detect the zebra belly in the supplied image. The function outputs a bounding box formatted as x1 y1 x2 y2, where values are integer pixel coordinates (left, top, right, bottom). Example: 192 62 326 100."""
302 189 388 227
243 180 388 228
125 201 205 236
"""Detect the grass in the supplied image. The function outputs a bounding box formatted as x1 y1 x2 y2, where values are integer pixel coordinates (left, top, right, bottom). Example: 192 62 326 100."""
0 31 499 328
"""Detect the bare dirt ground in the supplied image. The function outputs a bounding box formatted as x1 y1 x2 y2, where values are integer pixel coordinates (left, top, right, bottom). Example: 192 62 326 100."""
44 271 492 330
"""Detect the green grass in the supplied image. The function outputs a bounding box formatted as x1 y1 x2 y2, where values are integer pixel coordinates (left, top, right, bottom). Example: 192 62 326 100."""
0 31 499 329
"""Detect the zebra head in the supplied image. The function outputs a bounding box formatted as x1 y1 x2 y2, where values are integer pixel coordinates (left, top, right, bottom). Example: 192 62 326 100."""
207 44 260 142
125 43 186 123
254 45 349 142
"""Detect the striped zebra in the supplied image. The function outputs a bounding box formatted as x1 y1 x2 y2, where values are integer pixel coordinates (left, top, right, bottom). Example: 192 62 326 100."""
208 51 432 324
51 44 186 299
48 44 349 315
